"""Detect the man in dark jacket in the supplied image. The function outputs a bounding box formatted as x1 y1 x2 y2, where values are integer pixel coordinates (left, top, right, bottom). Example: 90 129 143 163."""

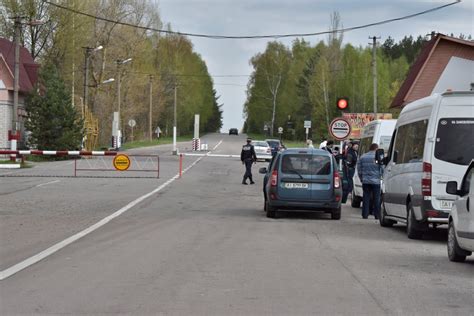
357 143 382 219
342 142 359 203
241 138 257 185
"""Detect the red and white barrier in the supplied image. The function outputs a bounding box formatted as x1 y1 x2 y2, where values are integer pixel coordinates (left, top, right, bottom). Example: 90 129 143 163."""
0 150 117 156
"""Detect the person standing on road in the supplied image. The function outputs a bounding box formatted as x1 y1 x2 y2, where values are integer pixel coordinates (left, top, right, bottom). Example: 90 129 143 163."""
323 140 335 155
319 138 327 149
342 142 359 203
357 143 382 219
241 138 257 185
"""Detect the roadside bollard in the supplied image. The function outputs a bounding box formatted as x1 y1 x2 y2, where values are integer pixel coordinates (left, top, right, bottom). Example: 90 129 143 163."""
179 154 183 178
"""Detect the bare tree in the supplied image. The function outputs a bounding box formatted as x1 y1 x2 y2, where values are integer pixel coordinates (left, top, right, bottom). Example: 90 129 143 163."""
251 42 291 136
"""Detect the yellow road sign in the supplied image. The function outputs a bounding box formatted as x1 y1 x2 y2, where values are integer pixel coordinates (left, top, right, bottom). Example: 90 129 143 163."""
113 154 131 171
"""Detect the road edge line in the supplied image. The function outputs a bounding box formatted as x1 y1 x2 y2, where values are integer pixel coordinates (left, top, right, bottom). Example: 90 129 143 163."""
0 156 203 281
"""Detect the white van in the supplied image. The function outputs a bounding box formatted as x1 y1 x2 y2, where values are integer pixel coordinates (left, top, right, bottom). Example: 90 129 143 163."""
351 119 397 208
380 91 474 239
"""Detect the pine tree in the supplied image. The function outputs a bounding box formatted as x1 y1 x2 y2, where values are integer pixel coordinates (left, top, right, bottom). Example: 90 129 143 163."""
25 64 83 150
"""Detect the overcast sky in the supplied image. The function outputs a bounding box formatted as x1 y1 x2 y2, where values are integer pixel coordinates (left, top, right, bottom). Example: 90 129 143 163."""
158 0 473 131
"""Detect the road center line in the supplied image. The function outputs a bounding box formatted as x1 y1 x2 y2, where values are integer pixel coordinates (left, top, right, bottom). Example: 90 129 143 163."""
36 180 60 187
0 156 204 281
212 139 223 150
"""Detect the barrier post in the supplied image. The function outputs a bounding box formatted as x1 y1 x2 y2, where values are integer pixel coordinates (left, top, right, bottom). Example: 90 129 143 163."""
179 154 183 178
157 156 160 179
74 158 77 177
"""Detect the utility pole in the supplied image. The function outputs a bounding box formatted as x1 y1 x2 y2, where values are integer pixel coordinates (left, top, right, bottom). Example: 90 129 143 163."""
369 36 380 117
172 82 178 155
10 16 22 157
115 58 131 145
117 62 122 131
149 75 153 141
83 49 90 113
82 45 103 114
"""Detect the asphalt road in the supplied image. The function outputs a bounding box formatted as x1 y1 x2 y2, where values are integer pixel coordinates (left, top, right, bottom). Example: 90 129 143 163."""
0 133 473 315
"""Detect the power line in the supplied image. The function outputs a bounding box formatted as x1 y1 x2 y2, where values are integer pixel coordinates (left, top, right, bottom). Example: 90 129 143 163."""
43 0 460 40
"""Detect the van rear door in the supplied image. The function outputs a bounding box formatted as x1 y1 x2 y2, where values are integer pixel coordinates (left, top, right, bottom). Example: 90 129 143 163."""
430 95 474 211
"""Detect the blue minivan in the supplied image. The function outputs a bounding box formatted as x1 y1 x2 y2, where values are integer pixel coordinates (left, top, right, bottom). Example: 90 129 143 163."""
259 148 342 219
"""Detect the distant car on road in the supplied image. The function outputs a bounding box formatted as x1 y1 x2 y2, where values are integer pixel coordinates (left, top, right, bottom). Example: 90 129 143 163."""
259 148 342 219
229 128 239 135
265 139 285 156
445 161 474 262
251 140 272 161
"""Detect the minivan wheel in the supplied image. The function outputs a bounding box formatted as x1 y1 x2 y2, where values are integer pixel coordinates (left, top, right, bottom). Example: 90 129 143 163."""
447 221 469 262
266 200 277 218
331 207 341 220
407 203 423 240
379 198 395 227
351 195 362 208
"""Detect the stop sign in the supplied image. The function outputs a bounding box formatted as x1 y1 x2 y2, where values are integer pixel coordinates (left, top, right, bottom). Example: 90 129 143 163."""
329 118 351 140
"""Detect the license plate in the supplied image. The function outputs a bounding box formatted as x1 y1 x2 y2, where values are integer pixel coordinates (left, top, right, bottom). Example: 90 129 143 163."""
284 183 308 189
440 200 453 210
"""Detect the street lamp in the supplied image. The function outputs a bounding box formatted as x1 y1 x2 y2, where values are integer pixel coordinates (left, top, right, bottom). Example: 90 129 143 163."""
82 44 103 114
86 78 115 87
101 78 115 84
115 57 132 148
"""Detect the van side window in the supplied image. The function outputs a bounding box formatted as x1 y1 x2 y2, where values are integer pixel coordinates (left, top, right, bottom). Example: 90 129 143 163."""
359 137 372 156
387 129 396 161
395 120 428 164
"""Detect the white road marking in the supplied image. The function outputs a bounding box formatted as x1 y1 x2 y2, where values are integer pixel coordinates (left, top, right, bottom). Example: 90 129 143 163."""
35 180 60 187
212 139 223 150
0 156 204 281
183 153 240 158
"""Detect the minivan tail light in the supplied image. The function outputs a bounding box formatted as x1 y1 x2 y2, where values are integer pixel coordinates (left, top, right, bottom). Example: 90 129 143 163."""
334 170 341 189
422 162 432 196
271 170 278 187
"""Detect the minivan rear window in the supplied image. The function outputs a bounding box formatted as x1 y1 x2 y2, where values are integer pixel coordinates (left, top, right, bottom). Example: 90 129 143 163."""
435 118 474 165
281 154 331 175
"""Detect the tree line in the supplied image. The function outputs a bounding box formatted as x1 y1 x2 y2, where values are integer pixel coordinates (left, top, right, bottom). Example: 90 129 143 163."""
1 0 223 149
243 14 437 140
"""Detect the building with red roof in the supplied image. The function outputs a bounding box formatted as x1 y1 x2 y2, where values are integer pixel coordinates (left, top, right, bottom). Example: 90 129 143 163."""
391 33 474 108
0 37 40 149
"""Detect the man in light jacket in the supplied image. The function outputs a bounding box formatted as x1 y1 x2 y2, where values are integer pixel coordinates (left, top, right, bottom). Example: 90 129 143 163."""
357 143 382 219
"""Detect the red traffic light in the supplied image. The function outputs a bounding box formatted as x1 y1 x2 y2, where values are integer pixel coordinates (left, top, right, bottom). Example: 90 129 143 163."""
337 98 349 110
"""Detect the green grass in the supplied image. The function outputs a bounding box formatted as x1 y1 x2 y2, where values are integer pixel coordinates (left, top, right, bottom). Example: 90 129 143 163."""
245 133 308 148
121 135 193 150
0 160 20 165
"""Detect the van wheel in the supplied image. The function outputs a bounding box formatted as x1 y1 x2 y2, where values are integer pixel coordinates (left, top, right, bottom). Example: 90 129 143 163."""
351 195 362 208
331 207 341 220
379 198 395 227
407 203 423 240
266 201 277 218
448 221 469 262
